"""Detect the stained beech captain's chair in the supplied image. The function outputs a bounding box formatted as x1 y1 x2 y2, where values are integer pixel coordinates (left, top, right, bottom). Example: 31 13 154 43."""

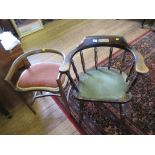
59 35 149 123
5 49 69 114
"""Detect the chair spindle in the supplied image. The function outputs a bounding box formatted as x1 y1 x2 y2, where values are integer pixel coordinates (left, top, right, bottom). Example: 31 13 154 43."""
66 71 79 92
108 47 113 70
126 72 137 93
94 47 98 69
71 60 79 81
126 62 135 82
120 50 126 74
80 51 86 73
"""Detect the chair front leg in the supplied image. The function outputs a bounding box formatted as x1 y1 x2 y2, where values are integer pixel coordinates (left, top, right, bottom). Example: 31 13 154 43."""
57 73 71 115
79 101 84 124
119 103 126 121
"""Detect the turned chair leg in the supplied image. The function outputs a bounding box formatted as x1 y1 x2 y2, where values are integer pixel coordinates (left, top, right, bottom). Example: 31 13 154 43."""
79 101 84 124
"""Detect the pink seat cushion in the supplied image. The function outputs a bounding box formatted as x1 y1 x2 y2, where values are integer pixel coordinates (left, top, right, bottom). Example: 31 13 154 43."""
17 63 65 88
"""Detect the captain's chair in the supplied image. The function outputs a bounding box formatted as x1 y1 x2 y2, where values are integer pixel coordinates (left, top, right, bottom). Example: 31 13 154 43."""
59 35 149 122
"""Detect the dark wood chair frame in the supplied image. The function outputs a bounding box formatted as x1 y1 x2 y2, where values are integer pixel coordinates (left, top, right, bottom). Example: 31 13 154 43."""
5 49 70 114
58 35 149 123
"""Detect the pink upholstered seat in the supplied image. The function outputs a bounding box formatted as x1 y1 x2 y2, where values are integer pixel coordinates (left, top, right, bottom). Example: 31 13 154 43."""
17 63 65 89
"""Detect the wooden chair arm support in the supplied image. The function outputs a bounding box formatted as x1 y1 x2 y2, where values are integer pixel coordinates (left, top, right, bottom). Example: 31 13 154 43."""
59 51 73 73
59 62 70 73
129 48 149 73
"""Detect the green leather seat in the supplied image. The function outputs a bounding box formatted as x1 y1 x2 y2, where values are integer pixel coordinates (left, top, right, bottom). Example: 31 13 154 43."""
77 67 130 102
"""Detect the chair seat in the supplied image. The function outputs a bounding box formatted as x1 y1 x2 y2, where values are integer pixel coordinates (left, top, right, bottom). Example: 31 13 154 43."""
76 67 130 102
17 63 66 91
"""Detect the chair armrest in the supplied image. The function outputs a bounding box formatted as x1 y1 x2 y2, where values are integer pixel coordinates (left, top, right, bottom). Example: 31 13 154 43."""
129 48 149 73
59 61 70 73
59 50 73 73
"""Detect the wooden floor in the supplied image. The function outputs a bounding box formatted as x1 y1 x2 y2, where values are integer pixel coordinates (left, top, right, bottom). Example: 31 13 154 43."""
0 19 147 134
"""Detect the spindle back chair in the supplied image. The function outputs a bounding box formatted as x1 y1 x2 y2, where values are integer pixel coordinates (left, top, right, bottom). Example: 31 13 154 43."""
59 35 149 122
